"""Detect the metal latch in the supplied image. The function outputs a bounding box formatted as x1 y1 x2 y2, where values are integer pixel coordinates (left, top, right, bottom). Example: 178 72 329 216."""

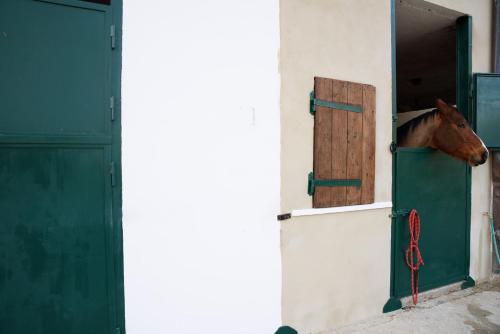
277 213 292 221
390 141 398 153
389 209 409 219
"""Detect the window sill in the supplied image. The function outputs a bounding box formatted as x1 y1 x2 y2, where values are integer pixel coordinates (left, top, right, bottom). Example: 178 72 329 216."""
291 201 392 217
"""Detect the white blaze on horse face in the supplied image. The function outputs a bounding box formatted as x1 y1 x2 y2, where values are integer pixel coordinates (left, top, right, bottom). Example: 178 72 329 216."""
470 128 488 165
477 131 488 152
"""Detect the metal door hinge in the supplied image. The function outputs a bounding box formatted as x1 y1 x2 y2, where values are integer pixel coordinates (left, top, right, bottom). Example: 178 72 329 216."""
110 25 116 49
110 162 116 187
110 96 115 121
115 327 121 334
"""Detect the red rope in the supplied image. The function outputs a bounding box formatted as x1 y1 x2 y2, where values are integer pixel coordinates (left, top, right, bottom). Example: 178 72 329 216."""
405 209 424 305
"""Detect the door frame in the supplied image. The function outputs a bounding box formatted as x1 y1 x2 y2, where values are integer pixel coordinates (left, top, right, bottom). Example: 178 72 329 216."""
384 0 473 313
109 0 125 331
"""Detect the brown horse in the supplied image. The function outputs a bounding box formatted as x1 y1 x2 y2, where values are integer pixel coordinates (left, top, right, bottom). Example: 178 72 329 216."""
398 99 488 166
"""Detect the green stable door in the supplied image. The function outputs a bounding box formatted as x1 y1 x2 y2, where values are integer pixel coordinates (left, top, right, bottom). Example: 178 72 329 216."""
388 15 500 310
0 0 124 333
387 15 473 309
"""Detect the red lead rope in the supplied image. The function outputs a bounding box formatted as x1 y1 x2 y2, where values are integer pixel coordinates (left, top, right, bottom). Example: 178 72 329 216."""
405 209 424 305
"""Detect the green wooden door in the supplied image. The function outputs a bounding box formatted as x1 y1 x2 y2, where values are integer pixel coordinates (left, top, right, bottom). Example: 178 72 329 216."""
393 149 469 298
0 0 123 333
389 15 473 303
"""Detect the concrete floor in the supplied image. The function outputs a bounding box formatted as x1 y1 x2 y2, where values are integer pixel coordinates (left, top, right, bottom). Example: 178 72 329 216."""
322 277 500 334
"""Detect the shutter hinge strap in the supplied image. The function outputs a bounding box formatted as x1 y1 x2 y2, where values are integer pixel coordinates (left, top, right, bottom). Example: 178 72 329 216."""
308 172 361 196
310 91 363 115
110 162 116 187
116 327 121 334
110 25 116 49
110 96 115 121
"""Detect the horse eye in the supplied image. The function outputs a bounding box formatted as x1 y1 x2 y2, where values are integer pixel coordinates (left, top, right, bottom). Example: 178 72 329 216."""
457 123 465 128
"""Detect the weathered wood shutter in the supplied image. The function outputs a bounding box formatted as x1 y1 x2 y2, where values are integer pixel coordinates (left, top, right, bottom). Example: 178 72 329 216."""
310 77 375 208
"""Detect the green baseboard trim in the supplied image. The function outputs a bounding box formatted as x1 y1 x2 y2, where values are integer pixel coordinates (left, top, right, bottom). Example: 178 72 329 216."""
275 326 297 334
461 276 475 289
383 297 402 313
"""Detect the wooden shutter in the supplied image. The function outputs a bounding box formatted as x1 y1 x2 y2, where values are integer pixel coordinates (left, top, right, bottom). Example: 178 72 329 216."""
311 77 375 208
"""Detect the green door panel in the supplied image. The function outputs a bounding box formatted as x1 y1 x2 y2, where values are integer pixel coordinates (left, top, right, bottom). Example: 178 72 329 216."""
474 73 500 149
0 0 123 332
0 146 113 333
0 0 111 137
393 149 468 298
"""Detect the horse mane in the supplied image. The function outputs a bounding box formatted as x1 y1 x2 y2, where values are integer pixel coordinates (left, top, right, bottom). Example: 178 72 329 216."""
397 109 438 144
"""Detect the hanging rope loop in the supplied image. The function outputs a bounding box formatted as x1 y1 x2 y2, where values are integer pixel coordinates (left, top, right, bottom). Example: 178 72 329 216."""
405 209 424 305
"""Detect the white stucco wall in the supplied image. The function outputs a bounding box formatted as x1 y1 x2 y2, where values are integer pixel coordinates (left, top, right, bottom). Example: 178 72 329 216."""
121 1 281 333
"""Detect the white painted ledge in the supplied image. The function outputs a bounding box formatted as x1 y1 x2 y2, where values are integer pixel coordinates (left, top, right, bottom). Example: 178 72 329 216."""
291 201 392 217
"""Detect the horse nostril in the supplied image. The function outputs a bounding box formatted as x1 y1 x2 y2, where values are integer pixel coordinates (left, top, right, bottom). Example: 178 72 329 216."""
481 150 489 163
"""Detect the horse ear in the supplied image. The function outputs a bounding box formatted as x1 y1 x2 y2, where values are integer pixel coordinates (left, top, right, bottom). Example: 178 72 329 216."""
436 99 452 115
436 99 447 110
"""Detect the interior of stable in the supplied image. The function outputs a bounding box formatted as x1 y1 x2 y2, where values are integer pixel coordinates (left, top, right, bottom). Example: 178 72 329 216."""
396 0 464 129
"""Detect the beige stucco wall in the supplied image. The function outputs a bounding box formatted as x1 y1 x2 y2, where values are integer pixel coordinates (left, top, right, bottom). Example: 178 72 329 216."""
281 210 391 334
280 0 392 332
280 0 494 333
280 0 393 213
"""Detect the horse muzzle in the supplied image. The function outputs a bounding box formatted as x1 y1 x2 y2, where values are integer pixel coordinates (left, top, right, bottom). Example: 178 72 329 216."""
470 150 489 166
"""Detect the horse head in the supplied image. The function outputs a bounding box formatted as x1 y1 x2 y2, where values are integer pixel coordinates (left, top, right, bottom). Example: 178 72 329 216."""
431 99 488 166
